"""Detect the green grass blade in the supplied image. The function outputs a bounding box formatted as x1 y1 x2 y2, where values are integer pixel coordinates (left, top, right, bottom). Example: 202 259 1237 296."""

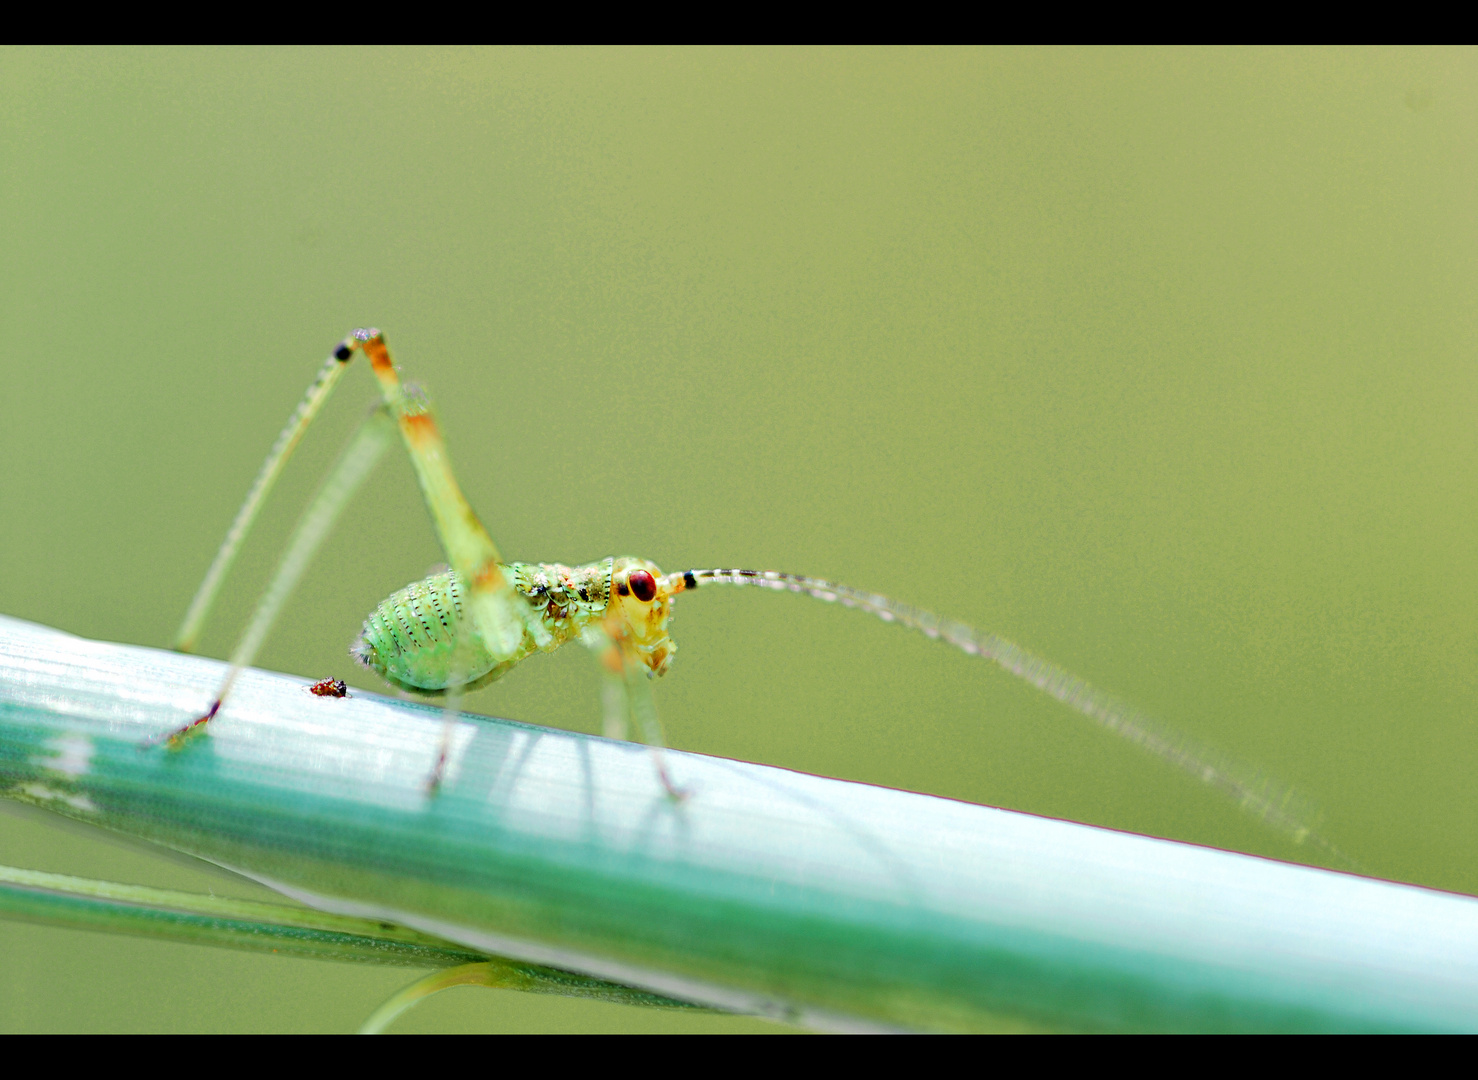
355 959 708 1034
0 863 705 1012
3 613 1478 1031
0 863 486 967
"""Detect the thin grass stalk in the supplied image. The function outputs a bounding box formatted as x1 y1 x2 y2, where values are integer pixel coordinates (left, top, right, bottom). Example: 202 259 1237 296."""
0 863 704 1013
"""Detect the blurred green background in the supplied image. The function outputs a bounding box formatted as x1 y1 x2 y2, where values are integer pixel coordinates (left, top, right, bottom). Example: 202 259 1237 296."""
1 47 1474 1032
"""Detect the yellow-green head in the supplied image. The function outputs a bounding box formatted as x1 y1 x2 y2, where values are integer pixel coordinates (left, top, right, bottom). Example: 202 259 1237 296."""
608 556 679 676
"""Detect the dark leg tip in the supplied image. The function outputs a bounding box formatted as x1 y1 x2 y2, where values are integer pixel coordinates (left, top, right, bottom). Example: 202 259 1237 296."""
657 764 689 803
424 746 449 796
147 699 221 750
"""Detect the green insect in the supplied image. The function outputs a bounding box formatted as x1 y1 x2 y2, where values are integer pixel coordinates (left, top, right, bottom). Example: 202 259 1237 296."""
170 329 1326 845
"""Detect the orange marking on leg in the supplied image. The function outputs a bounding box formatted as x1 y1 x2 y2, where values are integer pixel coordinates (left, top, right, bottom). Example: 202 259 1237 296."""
360 336 393 374
401 412 441 445
472 562 507 592
151 699 222 749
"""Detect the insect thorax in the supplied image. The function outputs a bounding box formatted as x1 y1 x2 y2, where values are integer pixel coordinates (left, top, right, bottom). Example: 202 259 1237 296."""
506 559 614 626
352 560 614 693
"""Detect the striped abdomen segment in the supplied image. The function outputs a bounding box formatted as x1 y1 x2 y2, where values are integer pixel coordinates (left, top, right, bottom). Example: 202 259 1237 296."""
352 570 524 692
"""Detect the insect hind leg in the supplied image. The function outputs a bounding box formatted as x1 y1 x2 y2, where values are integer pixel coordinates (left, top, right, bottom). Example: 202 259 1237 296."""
157 405 397 747
353 330 524 662
168 329 524 749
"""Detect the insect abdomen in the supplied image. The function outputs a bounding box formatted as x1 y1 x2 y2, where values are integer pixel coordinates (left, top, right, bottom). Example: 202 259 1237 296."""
352 570 520 692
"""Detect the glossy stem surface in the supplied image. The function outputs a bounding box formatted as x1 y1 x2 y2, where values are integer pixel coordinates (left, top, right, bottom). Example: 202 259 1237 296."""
2 614 1475 1032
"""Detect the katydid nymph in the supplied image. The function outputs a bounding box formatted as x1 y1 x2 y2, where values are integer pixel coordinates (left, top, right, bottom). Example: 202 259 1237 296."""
168 329 1330 853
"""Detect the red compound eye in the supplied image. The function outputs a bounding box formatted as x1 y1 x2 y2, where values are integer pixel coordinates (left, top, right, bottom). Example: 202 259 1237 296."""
628 569 657 603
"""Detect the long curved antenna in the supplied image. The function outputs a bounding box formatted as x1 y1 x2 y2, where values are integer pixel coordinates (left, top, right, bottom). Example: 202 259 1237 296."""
671 568 1345 862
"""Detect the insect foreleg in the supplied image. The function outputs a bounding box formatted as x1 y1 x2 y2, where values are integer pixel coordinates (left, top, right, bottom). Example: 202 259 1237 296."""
583 627 683 799
600 672 630 742
625 664 682 798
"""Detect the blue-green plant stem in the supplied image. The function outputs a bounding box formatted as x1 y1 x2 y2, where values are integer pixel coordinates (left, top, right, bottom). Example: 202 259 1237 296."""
4 614 1478 1032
